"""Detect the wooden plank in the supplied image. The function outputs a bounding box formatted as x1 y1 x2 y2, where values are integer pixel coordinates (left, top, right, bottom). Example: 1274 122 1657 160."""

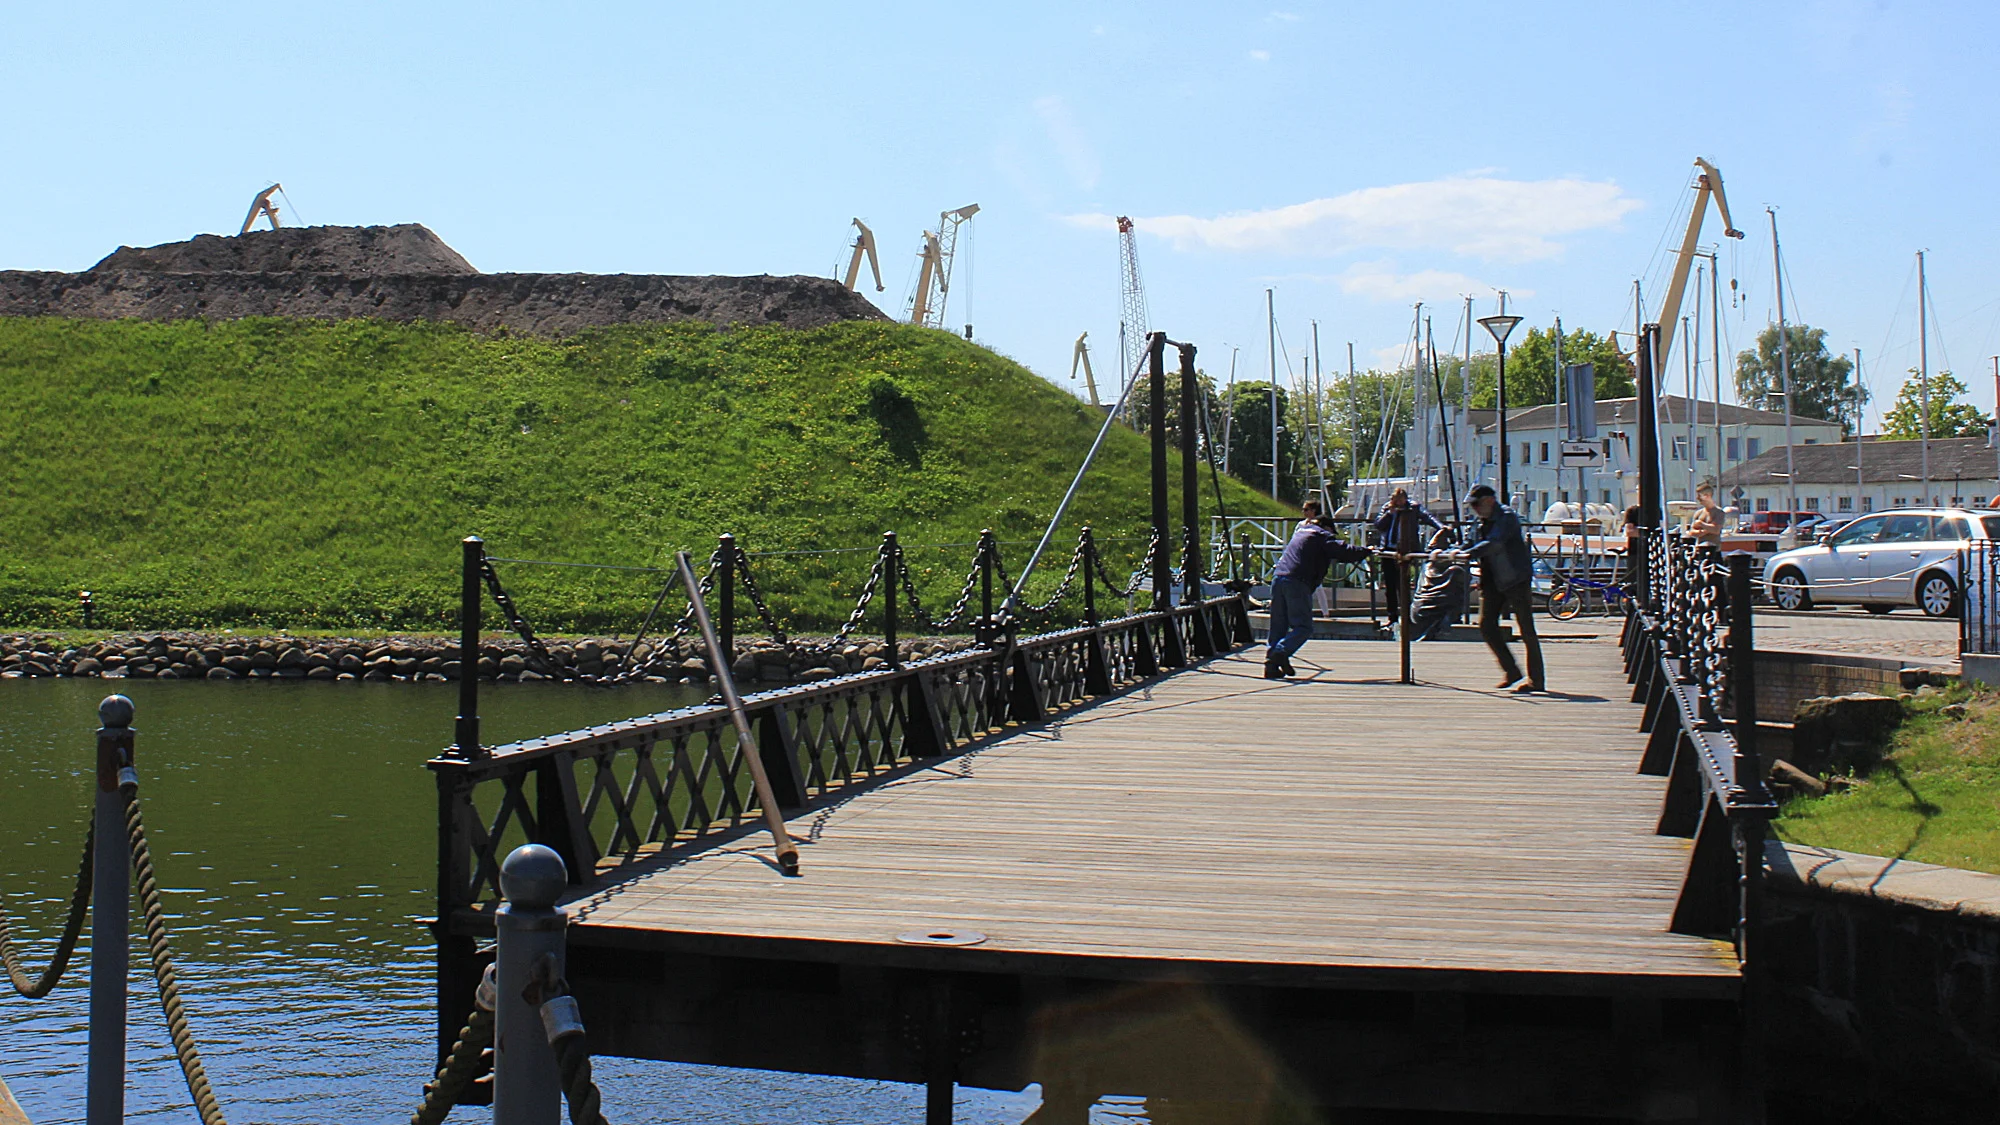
558 635 1738 991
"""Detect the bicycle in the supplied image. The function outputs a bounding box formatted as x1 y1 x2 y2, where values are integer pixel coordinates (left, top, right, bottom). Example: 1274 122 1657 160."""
1546 571 1632 619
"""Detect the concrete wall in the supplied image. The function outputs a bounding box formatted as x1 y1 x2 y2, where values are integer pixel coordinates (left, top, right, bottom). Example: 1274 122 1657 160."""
1750 648 1944 725
1763 842 2000 1122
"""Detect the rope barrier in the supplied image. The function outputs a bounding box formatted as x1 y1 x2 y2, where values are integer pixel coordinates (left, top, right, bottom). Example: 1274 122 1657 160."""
409 967 497 1125
124 789 227 1125
528 955 612 1125
0 813 92 998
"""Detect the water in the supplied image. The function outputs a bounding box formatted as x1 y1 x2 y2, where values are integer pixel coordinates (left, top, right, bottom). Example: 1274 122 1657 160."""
0 679 1046 1124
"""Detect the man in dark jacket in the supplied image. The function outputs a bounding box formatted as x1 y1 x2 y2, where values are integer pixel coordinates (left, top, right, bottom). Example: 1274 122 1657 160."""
1372 486 1444 628
1451 484 1545 692
1266 500 1373 679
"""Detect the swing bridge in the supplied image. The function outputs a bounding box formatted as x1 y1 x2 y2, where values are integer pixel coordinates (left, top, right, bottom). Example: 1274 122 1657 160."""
2 329 1779 1124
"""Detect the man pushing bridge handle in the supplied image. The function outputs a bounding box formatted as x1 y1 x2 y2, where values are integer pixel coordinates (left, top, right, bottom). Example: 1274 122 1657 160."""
1265 500 1372 680
1438 484 1546 693
1372 486 1443 627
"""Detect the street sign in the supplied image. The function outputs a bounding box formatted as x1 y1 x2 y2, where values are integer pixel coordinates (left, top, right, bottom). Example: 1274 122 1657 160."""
1564 364 1598 439
1560 441 1605 467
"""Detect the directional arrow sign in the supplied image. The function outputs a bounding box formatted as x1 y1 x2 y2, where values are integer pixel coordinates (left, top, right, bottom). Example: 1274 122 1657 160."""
1560 441 1605 467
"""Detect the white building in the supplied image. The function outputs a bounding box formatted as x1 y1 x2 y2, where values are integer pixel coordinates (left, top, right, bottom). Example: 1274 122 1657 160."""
1718 435 2000 516
1398 396 1843 523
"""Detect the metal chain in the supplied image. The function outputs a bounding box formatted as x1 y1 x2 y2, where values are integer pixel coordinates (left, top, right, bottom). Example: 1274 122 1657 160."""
1093 531 1159 598
1011 534 1089 617
124 792 227 1125
732 548 789 645
824 553 886 648
0 812 92 998
479 559 565 677
896 545 983 631
609 551 722 683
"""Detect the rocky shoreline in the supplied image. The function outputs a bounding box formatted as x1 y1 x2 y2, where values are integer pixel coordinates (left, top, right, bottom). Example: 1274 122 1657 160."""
0 632 974 685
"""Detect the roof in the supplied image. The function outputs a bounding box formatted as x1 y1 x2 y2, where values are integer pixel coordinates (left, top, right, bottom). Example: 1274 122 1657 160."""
1718 435 2000 489
1473 395 1841 435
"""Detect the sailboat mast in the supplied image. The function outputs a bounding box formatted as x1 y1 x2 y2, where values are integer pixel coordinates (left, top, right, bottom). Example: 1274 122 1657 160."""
1312 321 1329 509
1347 342 1358 504
1769 208 1797 513
1707 251 1722 494
1856 348 1866 506
1462 296 1474 491
1267 288 1279 500
1919 250 1931 503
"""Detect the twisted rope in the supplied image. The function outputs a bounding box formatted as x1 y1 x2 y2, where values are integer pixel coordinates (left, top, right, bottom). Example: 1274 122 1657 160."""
410 1001 495 1125
125 793 227 1125
0 813 92 998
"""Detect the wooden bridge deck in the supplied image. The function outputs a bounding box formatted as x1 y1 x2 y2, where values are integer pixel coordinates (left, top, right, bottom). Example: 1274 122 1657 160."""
562 633 1736 996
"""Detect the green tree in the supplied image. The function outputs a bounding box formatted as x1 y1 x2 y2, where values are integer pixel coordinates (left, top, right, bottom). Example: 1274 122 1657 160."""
1467 327 1634 410
1734 324 1863 433
1123 368 1221 451
1882 369 1992 439
1320 369 1416 480
1218 381 1300 501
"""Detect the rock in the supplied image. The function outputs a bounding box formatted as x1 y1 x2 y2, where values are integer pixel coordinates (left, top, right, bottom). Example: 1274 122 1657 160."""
206 666 238 679
1942 702 1969 719
248 650 277 670
222 655 252 672
1791 693 1906 776
798 667 836 682
306 666 336 680
680 657 709 674
20 660 51 676
862 656 887 671
420 657 443 675
498 654 526 674
441 661 462 679
336 672 358 681
337 653 364 672
306 652 332 668
249 667 273 678
277 647 307 668
392 657 420 676
363 668 391 682
72 657 100 675
168 663 194 678
732 655 758 680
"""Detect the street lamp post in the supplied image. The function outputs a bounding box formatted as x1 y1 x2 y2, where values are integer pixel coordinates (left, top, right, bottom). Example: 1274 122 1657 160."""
1479 311 1523 505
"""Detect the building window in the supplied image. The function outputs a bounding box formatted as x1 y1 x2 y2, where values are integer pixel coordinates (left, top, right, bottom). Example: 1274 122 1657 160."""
1520 442 1530 464
1862 496 1874 511
1538 491 1549 511
1976 497 1990 507
1671 436 1687 461
1601 437 1612 456
1838 496 1853 512
1602 489 1612 503
1695 436 1708 460
1804 437 1818 445
1756 498 1770 511
1539 441 1549 463
1727 436 1740 461
1893 497 1907 507
1952 496 1965 507
1747 437 1762 458
1484 445 1494 464
1804 497 1820 511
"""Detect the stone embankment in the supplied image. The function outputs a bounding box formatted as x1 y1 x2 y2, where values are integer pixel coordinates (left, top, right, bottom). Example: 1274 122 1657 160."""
0 632 972 685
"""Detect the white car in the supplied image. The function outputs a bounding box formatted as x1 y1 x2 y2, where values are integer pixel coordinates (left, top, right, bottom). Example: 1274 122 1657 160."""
1764 507 2000 617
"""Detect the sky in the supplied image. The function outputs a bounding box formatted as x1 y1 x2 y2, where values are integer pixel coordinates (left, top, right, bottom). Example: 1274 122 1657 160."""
5 0 1998 430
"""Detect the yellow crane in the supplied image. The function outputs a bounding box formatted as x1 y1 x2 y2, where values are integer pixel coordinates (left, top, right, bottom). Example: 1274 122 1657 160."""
1654 159 1744 373
1071 332 1102 407
240 183 284 235
840 218 884 292
908 203 979 329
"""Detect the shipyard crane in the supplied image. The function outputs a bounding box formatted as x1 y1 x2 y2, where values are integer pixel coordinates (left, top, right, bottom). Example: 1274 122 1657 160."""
840 218 884 293
1654 158 1744 375
1116 216 1149 381
908 203 979 328
240 183 283 235
1071 331 1102 407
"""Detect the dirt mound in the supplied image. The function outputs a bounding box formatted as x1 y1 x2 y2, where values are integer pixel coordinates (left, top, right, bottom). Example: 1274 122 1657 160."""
0 270 890 333
90 224 478 276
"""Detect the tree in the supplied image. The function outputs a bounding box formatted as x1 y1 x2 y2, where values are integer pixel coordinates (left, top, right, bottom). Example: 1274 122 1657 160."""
1734 324 1863 433
1468 327 1635 410
1123 368 1220 451
1882 369 1992 440
1219 381 1300 501
1320 369 1415 480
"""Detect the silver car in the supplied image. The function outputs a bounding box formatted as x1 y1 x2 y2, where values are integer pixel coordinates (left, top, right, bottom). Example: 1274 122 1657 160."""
1764 508 2000 617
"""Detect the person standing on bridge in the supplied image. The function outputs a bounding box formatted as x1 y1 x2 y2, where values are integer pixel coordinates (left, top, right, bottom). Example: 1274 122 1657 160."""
1453 484 1545 693
1265 500 1372 679
1372 487 1443 629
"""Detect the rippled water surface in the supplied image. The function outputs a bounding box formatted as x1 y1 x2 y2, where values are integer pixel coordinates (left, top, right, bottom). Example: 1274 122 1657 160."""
0 679 1047 1124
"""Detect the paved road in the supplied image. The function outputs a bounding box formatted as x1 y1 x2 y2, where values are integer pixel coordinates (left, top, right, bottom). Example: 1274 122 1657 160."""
1752 607 1960 664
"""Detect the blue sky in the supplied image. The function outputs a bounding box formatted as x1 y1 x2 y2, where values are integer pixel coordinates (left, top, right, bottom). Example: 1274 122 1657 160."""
5 1 1996 427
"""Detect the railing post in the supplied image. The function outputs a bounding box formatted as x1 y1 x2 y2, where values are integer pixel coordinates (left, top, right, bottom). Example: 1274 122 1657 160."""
494 844 568 1125
719 533 737 665
1727 552 1761 798
1176 341 1210 656
884 532 900 670
1146 331 1172 615
977 529 994 648
1082 526 1099 629
1725 550 1768 1119
88 694 134 1125
1082 528 1112 695
456 536 482 758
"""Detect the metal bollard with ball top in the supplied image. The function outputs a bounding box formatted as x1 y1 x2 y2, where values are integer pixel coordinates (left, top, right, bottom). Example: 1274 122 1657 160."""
494 844 569 1125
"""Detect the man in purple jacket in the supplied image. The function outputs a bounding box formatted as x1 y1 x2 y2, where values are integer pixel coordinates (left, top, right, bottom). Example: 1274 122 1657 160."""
1265 501 1372 679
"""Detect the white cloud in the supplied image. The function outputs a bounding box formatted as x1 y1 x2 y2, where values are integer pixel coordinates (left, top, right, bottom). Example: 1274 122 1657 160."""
1033 95 1100 191
1334 261 1530 304
1267 10 1301 21
1076 175 1642 263
1248 48 1271 61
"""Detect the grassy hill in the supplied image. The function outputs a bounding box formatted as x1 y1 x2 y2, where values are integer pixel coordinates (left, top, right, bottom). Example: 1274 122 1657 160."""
0 317 1284 632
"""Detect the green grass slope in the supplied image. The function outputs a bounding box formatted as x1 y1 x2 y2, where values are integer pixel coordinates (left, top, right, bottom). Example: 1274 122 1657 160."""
0 317 1283 631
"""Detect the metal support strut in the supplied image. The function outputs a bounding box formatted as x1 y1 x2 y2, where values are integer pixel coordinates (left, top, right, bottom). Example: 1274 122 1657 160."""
88 694 135 1125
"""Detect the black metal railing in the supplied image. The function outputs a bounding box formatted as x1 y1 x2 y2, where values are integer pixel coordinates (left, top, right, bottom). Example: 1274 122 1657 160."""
1622 529 1775 960
1962 540 2000 656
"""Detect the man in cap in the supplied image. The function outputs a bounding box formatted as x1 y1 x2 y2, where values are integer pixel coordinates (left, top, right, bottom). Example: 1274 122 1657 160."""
1448 484 1545 692
1264 499 1372 679
1372 486 1444 629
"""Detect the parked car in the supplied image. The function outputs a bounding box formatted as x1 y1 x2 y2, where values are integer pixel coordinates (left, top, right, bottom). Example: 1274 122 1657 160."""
1763 508 2000 616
